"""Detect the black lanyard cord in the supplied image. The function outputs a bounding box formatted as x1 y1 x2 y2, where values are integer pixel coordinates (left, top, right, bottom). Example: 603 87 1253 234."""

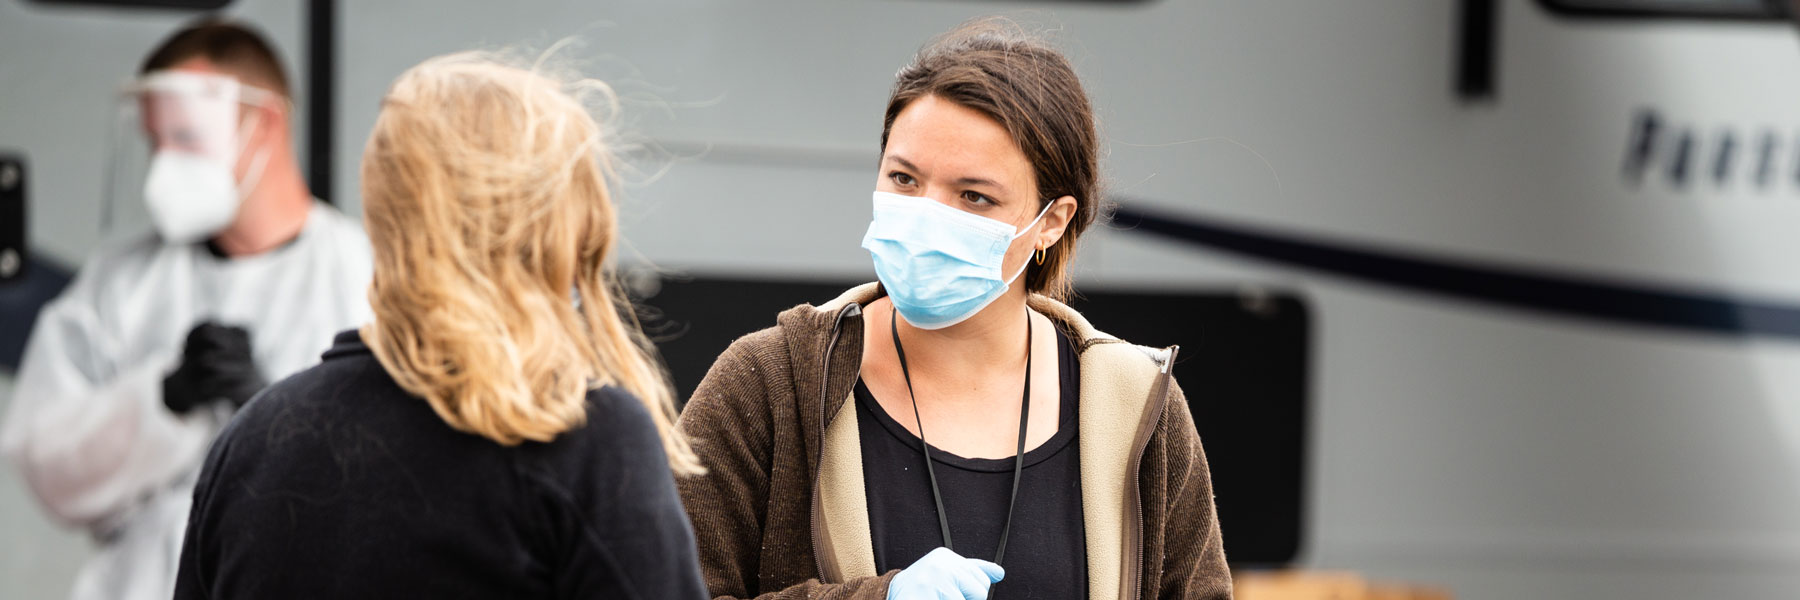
890 309 1032 568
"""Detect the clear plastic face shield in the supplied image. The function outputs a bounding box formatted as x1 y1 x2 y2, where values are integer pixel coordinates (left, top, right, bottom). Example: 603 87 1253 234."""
104 70 281 243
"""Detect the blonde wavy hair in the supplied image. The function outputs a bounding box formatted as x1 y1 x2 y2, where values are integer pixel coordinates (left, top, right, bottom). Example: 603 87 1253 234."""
358 50 701 475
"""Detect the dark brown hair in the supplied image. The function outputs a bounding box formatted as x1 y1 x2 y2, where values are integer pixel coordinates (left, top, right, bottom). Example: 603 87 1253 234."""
881 18 1100 301
140 18 290 98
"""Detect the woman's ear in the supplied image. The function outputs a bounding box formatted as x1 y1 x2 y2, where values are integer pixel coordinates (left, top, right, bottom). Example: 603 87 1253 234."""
1036 195 1078 250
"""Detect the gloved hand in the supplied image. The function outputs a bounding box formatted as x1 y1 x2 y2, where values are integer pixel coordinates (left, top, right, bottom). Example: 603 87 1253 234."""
887 547 1005 600
162 322 266 415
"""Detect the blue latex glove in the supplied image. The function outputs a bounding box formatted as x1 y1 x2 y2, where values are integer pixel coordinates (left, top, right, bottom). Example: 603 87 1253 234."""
887 547 1005 600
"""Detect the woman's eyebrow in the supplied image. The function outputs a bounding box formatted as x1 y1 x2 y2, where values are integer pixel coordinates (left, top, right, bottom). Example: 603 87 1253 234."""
955 176 1006 193
887 154 921 173
887 154 1008 193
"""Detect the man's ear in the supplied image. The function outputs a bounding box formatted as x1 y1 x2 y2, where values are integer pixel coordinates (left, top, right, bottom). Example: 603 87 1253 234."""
232 103 283 177
256 102 287 141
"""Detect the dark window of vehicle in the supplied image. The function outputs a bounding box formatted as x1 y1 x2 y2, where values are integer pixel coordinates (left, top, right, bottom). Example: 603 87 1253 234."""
26 0 231 9
1538 0 1786 21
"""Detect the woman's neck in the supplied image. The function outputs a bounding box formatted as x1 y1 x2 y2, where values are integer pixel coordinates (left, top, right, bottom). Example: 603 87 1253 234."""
888 288 1033 397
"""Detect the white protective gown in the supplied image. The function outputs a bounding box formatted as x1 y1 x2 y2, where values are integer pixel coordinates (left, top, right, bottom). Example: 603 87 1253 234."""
1 201 372 600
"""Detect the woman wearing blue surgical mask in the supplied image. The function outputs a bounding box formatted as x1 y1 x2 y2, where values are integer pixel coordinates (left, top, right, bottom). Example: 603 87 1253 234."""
678 18 1230 600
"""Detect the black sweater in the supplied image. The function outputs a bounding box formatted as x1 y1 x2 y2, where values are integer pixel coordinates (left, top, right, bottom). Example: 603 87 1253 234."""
173 330 707 599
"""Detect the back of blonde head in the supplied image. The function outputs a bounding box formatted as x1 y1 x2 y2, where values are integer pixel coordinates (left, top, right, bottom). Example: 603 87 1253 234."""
359 51 700 475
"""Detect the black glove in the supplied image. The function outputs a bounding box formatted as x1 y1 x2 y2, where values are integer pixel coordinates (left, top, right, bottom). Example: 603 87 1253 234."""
162 322 267 415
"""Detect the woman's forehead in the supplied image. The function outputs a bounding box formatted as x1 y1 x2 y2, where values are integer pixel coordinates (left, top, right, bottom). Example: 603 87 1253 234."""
886 96 1033 189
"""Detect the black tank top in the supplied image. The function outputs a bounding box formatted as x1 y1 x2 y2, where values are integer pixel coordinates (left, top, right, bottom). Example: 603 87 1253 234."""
855 325 1087 599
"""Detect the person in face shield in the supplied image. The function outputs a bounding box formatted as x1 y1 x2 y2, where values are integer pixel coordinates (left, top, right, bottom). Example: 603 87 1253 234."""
0 19 371 600
172 52 707 599
676 18 1231 600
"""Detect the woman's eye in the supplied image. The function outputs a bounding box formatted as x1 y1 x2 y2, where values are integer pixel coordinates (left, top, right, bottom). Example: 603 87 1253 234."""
962 191 995 206
888 171 916 187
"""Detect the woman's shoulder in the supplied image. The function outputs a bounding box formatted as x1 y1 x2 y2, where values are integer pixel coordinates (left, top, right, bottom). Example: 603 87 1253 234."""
691 323 803 399
1048 300 1184 433
199 355 448 500
719 324 793 368
1032 295 1176 377
517 387 689 540
520 386 672 484
514 385 659 454
228 350 390 437
575 385 661 443
1081 337 1178 372
1071 337 1177 419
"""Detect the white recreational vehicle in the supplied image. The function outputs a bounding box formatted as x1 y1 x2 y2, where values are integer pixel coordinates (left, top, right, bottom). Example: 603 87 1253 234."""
4 1 1800 598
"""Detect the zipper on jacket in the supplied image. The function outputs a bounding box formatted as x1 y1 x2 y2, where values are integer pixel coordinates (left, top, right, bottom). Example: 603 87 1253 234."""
811 303 862 583
1121 345 1179 600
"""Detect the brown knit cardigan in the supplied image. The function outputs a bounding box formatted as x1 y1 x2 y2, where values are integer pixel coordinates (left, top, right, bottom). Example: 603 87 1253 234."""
676 284 1231 599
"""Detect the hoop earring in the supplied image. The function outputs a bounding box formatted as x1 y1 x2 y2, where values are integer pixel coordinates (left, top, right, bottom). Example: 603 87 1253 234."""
1034 248 1046 265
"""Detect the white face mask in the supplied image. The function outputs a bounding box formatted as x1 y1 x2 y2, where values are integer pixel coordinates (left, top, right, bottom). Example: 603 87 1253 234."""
144 150 244 244
133 71 275 244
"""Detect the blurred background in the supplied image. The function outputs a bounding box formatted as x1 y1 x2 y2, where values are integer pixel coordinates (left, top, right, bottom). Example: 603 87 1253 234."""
6 0 1800 598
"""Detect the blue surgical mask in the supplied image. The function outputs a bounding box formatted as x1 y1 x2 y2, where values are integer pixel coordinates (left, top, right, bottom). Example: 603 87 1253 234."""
861 191 1052 330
